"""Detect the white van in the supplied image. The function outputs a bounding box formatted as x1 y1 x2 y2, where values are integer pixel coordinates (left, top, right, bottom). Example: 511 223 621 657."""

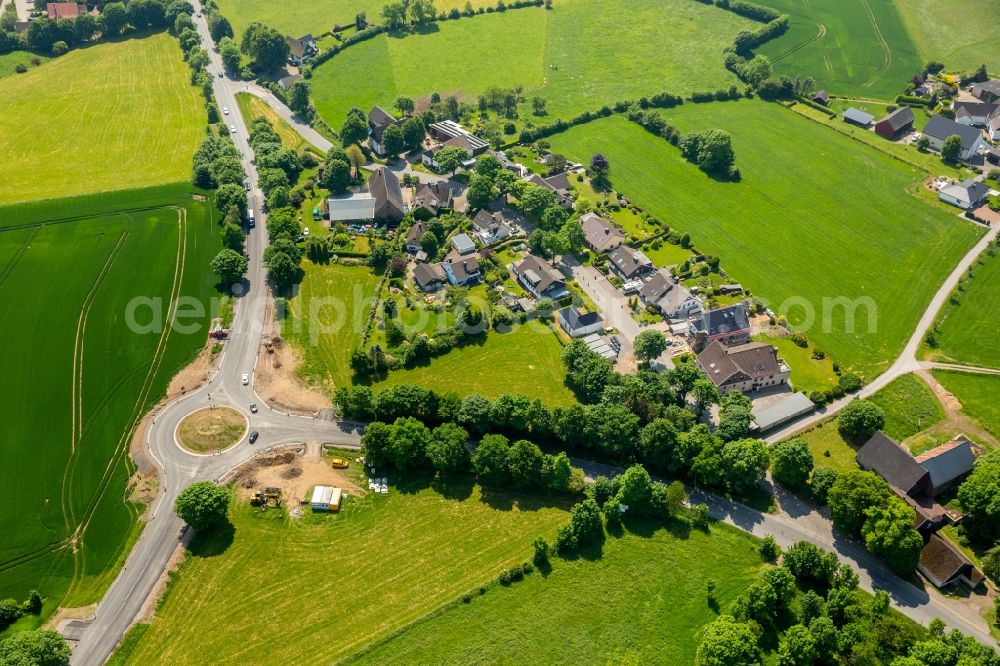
247 209 255 228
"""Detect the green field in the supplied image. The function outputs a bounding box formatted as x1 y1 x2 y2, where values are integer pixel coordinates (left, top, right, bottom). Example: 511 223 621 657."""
312 0 752 126
216 0 499 38
0 185 221 617
372 322 576 405
756 0 923 100
932 370 1000 441
127 480 571 663
547 102 980 377
922 241 1000 369
0 51 49 79
346 520 763 664
894 0 1000 75
283 261 381 390
0 34 204 205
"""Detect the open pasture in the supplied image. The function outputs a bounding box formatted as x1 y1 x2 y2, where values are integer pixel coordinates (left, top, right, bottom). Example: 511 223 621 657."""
547 101 980 377
0 185 220 615
756 0 922 100
0 33 204 206
931 370 1000 442
894 0 1000 75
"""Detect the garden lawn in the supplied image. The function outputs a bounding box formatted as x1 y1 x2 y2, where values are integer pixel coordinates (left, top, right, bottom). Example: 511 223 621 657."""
0 184 221 619
372 322 575 405
922 241 1000 369
641 240 691 268
344 521 762 665
755 334 838 394
547 102 981 378
283 261 380 390
127 480 571 664
756 0 922 101
312 0 753 126
894 0 1000 75
931 370 1000 441
0 34 205 205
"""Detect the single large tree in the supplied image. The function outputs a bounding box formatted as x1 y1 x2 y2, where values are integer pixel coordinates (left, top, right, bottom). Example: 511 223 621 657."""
210 248 248 284
770 438 814 488
0 629 71 666
837 400 885 441
434 146 470 175
289 79 311 117
174 481 230 531
696 615 760 666
240 22 289 72
940 134 963 163
633 330 667 367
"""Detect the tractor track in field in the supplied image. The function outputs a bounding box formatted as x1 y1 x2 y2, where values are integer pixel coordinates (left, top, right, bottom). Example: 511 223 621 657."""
0 204 190 233
64 208 189 600
0 226 40 289
770 22 826 64
859 0 891 88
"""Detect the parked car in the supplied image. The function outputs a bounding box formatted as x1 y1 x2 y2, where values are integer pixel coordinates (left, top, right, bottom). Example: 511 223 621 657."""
241 373 249 385
249 403 258 413
248 431 259 444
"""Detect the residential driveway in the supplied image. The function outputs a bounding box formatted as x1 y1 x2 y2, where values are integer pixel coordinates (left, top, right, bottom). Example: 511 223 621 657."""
562 256 640 340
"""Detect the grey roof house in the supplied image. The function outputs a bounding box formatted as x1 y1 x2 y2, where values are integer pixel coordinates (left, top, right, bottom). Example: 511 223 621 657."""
471 209 510 245
558 307 604 338
687 302 751 351
512 254 567 300
607 245 654 280
915 435 976 496
580 212 625 253
938 179 989 209
443 257 481 286
922 116 986 161
411 182 453 218
369 167 404 222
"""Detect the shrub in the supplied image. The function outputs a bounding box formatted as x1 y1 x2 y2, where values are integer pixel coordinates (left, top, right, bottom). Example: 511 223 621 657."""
790 331 808 347
759 534 780 561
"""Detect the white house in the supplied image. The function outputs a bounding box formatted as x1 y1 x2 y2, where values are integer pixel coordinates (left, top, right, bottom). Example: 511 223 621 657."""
922 116 986 161
558 307 604 338
938 180 989 209
286 34 318 65
953 101 998 127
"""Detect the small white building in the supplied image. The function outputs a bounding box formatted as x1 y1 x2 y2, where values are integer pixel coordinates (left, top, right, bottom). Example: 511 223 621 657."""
310 485 342 512
938 180 989 209
558 307 604 338
327 194 376 223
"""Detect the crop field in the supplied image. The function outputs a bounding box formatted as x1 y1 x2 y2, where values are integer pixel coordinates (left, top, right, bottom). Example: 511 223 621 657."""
894 0 1000 75
283 261 381 390
312 0 752 126
216 0 499 38
126 480 571 663
547 102 980 377
922 241 1000 369
0 34 204 206
372 323 576 405
0 185 221 615
931 370 1000 441
756 0 922 100
345 520 762 664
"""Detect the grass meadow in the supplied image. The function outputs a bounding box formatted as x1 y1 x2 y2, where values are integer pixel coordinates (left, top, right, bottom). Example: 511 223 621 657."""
0 33 204 206
546 101 980 378
345 520 763 664
312 0 752 126
756 0 922 101
894 0 1000 75
126 480 573 663
235 92 317 154
922 241 1000 369
0 51 49 79
371 322 576 405
755 334 838 393
0 185 221 620
931 370 1000 441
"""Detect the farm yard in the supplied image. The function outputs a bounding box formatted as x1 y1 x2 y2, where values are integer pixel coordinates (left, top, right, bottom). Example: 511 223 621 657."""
345 521 763 665
922 241 1000 369
0 34 205 206
546 101 981 378
755 0 922 100
0 185 221 613
122 480 572 664
311 0 753 126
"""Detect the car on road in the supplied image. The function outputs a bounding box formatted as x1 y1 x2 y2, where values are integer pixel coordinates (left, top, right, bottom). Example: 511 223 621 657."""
218 71 224 78
244 181 251 192
229 125 236 134
330 457 349 469
241 373 249 385
248 430 259 444
223 106 229 115
249 403 258 413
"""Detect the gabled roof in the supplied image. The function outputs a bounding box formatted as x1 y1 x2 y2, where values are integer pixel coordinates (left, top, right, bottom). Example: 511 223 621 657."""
638 270 672 304
877 106 915 131
544 172 571 193
811 90 829 104
446 257 480 282
368 106 397 129
406 221 427 244
413 262 445 289
47 2 84 19
607 245 652 279
972 80 1000 97
939 179 989 206
327 193 375 222
923 115 984 150
919 534 983 588
856 432 929 496
412 182 451 214
690 302 749 338
697 341 784 388
285 35 314 59
369 167 403 221
580 212 625 252
559 306 602 330
953 101 998 119
842 108 875 125
514 254 564 295
657 282 698 314
916 436 976 490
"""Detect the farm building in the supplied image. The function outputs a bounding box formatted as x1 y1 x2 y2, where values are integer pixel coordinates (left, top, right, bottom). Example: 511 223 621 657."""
971 80 1000 102
842 108 874 127
327 193 375 223
938 180 989 209
874 107 915 139
750 392 814 432
696 341 789 395
914 435 976 496
310 485 342 511
369 167 405 222
922 116 985 161
919 534 985 590
558 307 604 338
811 90 829 106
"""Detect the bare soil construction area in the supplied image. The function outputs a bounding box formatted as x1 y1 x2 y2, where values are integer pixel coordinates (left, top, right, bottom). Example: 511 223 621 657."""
176 406 247 454
230 445 364 513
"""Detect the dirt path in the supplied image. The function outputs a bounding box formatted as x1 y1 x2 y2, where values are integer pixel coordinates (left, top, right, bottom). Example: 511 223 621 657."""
914 370 999 448
254 298 331 416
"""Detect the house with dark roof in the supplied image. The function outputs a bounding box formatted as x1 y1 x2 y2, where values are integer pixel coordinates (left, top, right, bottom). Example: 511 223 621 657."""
915 435 976 496
938 179 989 209
696 341 789 394
286 34 318 65
638 271 701 321
512 254 567 300
811 90 829 106
404 221 428 254
471 209 510 245
874 106 915 139
922 116 986 161
919 534 985 589
687 302 750 351
971 80 1000 102
580 213 625 253
525 173 574 209
953 101 998 127
367 106 399 157
413 263 446 292
411 182 453 219
990 112 1000 141
842 108 875 127
856 432 932 497
443 257 481 286
369 167 404 222
607 246 653 281
558 307 604 338
278 73 302 90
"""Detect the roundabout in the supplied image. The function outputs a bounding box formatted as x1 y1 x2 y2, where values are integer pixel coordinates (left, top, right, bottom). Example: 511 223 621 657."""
176 406 248 455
